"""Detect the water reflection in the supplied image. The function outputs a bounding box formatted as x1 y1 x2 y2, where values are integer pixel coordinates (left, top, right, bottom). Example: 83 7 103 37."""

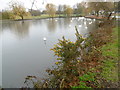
46 19 57 32
2 21 31 39
58 19 63 29
32 20 42 25
63 18 71 28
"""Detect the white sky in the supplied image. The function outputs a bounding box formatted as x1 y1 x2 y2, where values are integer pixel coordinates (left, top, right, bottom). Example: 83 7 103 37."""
0 0 84 10
0 0 119 11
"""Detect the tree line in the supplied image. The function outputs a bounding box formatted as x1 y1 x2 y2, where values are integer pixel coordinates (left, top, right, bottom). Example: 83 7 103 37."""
1 1 120 20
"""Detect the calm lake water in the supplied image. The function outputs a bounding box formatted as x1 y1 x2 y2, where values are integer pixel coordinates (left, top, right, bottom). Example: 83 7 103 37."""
1 17 98 88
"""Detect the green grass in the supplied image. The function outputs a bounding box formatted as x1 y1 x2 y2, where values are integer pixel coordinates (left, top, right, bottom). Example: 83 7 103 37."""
72 72 95 88
1 14 58 20
100 27 118 82
19 14 50 19
1 14 85 20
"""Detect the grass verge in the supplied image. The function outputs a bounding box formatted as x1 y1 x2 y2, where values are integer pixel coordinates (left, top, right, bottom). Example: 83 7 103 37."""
100 27 118 82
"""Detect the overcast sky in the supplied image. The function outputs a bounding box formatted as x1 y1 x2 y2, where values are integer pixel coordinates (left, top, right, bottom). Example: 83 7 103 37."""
0 0 84 10
0 0 119 11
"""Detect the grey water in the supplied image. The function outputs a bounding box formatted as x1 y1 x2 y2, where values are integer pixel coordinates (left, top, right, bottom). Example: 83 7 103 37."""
1 17 98 88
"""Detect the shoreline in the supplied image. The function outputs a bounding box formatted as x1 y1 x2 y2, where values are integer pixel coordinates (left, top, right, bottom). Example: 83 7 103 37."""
1 15 84 22
2 15 113 22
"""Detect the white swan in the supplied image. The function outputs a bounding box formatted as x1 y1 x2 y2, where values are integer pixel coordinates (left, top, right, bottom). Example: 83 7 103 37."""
43 37 47 41
85 26 88 29
84 22 86 25
78 25 82 27
89 22 92 24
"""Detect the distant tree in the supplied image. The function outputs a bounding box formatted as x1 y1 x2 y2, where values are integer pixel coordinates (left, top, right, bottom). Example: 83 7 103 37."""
29 9 41 16
2 11 10 19
64 5 73 17
63 5 67 15
87 2 114 19
57 5 63 16
115 1 120 12
2 10 15 19
41 10 47 14
87 2 100 16
74 3 83 15
0 12 1 20
9 1 28 20
118 1 120 11
46 3 56 18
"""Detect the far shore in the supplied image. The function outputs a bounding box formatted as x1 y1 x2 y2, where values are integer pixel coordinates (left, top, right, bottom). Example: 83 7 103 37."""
1 15 84 21
1 15 119 22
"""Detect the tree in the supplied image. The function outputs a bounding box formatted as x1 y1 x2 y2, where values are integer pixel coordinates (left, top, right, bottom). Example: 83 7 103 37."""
9 1 28 20
2 10 15 19
46 3 56 18
57 5 63 16
63 5 73 17
87 2 114 19
74 3 83 15
29 9 41 16
115 1 120 12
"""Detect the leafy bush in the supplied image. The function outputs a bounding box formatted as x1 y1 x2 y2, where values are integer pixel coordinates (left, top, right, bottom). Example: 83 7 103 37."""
2 11 16 19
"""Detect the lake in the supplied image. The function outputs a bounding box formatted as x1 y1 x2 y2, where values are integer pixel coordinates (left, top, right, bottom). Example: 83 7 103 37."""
1 17 98 88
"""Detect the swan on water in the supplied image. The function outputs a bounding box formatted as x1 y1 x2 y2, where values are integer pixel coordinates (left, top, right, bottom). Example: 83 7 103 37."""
78 25 82 27
89 22 92 24
43 37 47 41
85 26 88 29
84 22 86 25
93 19 96 21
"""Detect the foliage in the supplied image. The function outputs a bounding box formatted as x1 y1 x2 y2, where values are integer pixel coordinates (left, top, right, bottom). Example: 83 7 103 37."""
74 3 84 15
29 10 41 16
63 5 73 16
9 1 29 20
72 72 96 88
47 26 90 88
57 5 63 15
46 3 56 18
87 2 114 19
2 10 15 19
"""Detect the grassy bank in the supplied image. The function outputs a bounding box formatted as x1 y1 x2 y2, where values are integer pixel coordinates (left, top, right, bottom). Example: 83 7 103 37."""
72 24 119 88
98 26 119 88
100 27 118 83
1 14 84 20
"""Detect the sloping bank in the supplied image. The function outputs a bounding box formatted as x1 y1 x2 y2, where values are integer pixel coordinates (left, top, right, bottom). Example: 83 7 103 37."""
72 21 119 88
99 26 119 88
23 20 119 88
